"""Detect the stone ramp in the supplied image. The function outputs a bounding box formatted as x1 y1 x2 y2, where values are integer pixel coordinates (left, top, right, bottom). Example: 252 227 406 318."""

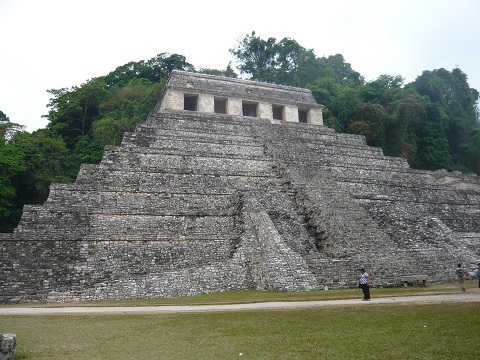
239 195 317 292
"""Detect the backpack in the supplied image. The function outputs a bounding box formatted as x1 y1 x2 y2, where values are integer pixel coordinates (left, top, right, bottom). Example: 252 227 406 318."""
456 268 464 278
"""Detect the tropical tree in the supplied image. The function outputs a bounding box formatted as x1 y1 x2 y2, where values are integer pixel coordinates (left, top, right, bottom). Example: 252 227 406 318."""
104 53 194 87
199 62 238 78
407 68 480 172
230 31 278 82
0 126 70 231
348 103 389 147
67 135 104 176
12 129 70 201
414 119 452 170
0 120 26 231
92 116 138 146
383 89 427 160
45 77 109 148
408 68 479 154
231 32 326 87
319 54 364 87
0 112 25 142
99 78 164 121
333 87 361 128
457 127 480 173
0 110 9 122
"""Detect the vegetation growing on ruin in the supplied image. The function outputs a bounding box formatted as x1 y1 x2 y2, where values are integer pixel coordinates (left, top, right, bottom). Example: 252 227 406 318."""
1 34 479 231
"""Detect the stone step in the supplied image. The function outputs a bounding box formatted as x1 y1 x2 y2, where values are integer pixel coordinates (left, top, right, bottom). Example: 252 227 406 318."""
139 120 255 137
86 214 237 240
274 140 385 156
13 209 90 237
265 136 379 154
72 166 281 192
300 168 446 190
16 211 238 240
146 111 256 135
118 137 267 159
98 150 275 176
123 131 262 150
272 120 335 134
311 181 468 203
43 190 238 215
257 124 368 146
152 110 247 122
279 153 409 172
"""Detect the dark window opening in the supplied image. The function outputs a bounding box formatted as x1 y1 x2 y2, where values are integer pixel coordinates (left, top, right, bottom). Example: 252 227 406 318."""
214 97 227 114
272 105 284 120
184 94 198 111
299 109 308 123
242 101 258 117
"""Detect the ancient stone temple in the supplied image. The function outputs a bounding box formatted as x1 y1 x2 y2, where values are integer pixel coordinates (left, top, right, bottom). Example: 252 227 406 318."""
159 70 324 124
1 70 479 303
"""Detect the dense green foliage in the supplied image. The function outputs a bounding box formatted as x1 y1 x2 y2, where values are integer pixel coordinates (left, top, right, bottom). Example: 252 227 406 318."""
0 53 195 231
232 32 479 173
1 34 479 231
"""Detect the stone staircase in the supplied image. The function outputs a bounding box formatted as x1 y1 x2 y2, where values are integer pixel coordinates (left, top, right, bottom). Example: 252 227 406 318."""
253 120 480 283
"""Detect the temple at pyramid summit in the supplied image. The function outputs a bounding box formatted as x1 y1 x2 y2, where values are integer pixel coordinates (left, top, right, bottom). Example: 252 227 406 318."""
1 70 479 303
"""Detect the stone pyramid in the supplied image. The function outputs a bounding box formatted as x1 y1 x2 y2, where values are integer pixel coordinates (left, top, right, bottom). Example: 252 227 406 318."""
1 71 478 303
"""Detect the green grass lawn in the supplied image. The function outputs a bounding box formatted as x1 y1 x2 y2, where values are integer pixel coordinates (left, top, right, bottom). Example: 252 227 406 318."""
1 282 479 359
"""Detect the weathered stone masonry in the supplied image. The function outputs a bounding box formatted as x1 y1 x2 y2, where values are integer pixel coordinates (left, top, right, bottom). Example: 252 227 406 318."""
0 71 479 303
0 333 16 360
159 70 324 125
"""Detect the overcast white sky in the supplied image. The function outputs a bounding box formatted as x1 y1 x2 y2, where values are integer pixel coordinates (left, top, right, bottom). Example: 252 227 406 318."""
1 0 479 132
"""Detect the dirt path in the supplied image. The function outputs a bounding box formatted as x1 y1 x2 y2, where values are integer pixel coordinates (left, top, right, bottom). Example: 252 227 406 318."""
1 292 479 315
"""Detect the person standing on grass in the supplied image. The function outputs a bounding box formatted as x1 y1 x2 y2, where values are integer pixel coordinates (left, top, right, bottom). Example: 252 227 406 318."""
476 263 480 289
455 264 469 292
358 268 370 301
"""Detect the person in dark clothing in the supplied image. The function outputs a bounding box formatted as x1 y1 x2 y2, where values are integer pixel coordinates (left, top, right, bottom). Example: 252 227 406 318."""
358 268 370 301
476 263 480 288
